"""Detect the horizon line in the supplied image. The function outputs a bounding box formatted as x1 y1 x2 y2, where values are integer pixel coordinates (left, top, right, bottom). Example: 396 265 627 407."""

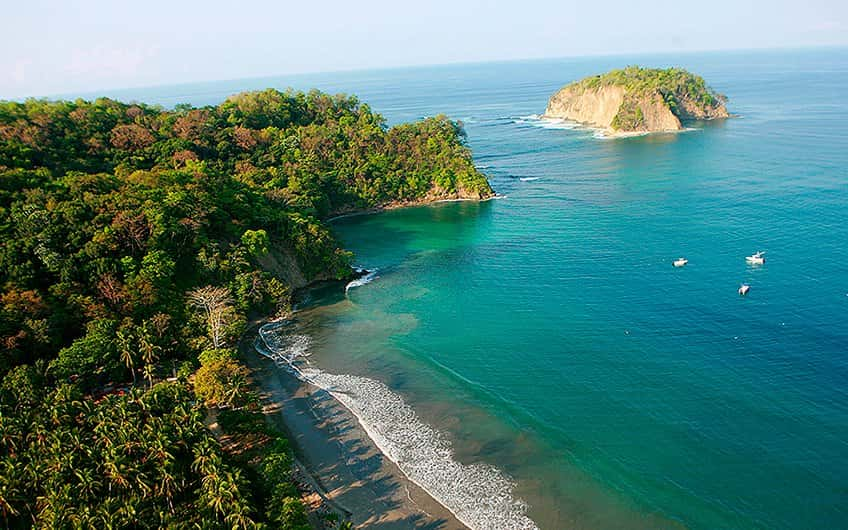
4 43 846 103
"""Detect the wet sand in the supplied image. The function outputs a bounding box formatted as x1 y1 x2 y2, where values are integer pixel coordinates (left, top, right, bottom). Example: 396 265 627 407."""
243 348 468 529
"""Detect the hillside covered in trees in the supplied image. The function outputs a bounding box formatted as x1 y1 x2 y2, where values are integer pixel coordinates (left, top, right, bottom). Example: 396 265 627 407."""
543 66 729 133
0 89 492 527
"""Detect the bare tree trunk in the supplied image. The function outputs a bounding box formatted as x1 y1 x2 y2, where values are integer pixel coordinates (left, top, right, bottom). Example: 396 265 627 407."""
187 286 233 350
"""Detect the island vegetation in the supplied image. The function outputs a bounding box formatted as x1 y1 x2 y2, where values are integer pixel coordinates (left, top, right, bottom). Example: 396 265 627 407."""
0 89 492 528
543 66 729 133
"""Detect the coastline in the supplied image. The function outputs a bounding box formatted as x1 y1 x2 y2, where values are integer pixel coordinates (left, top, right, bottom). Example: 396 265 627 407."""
243 196 539 530
536 114 673 138
325 194 503 223
242 323 469 530
536 113 725 138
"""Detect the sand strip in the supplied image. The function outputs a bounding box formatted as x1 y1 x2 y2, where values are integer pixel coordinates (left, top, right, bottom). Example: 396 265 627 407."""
242 342 468 530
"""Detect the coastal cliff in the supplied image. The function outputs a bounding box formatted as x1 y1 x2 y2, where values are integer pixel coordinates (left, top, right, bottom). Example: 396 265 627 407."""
543 66 729 134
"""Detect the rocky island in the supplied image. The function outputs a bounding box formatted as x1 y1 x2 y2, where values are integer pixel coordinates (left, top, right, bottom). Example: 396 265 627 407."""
543 66 729 135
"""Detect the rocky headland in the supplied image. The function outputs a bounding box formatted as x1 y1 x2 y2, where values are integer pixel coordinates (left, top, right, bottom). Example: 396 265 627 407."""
543 66 729 135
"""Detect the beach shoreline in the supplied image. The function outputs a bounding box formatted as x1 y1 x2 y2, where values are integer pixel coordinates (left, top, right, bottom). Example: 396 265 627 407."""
242 323 469 530
325 194 503 223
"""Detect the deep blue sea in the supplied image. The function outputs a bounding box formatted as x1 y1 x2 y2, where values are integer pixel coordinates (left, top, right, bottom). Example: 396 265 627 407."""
104 48 848 529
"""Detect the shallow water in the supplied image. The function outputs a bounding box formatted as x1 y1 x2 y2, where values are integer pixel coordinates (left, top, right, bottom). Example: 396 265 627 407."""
121 48 848 529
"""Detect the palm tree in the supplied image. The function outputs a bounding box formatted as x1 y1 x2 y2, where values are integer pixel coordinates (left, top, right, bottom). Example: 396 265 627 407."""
96 497 122 530
138 328 161 387
117 328 137 386
72 467 102 501
0 416 20 457
103 450 131 493
0 459 22 522
191 439 221 477
156 462 179 512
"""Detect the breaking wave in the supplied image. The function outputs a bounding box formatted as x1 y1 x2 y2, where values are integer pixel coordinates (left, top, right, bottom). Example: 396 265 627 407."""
592 129 648 139
345 269 378 294
519 177 541 182
592 127 699 140
255 321 539 530
514 114 579 130
256 321 311 363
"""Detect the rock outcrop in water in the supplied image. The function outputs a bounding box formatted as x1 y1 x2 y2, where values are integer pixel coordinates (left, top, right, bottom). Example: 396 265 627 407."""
543 66 729 134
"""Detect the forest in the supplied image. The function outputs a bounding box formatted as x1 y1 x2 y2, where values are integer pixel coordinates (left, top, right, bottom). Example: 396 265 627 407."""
0 89 491 527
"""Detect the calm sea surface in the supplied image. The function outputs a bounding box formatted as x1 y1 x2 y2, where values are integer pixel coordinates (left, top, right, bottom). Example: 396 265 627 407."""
102 48 848 529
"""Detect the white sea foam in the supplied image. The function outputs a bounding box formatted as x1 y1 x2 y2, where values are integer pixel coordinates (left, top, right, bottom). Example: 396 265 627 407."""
257 322 539 530
257 321 311 364
593 127 699 140
345 269 379 294
514 114 579 130
592 129 648 140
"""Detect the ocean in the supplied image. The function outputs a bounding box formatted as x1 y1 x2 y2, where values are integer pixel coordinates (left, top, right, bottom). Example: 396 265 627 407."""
102 48 848 529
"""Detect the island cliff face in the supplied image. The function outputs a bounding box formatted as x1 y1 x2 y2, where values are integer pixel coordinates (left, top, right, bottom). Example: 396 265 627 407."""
543 66 729 134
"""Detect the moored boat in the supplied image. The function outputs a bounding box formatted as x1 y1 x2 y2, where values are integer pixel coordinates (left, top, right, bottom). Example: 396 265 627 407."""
746 251 765 265
738 284 750 296
673 257 688 267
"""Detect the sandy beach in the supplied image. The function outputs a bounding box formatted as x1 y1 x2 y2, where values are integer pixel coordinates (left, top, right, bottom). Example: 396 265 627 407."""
242 342 468 529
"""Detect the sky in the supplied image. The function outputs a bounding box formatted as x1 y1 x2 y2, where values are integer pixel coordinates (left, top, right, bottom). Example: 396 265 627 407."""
3 0 847 99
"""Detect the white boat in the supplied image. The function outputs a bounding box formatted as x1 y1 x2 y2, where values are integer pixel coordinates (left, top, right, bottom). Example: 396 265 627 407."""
738 284 750 296
746 251 765 265
673 257 688 267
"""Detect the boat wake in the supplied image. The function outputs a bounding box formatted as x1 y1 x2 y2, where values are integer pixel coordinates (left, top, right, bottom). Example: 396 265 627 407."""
255 321 539 530
345 269 378 294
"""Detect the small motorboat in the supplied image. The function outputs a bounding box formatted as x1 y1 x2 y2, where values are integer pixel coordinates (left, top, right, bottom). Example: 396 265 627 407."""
673 257 688 267
738 284 750 296
746 251 765 265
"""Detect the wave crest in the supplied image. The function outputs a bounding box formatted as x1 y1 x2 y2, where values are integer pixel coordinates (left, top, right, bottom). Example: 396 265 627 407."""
345 269 379 294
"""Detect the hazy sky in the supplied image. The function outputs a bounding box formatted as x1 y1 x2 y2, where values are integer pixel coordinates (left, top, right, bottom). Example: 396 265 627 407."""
3 0 847 99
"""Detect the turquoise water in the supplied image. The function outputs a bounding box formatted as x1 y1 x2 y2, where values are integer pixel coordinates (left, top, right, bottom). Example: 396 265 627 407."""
120 49 848 528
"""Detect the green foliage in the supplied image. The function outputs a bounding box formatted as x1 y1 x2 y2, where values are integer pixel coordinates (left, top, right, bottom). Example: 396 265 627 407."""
270 496 311 529
241 228 270 256
610 100 645 131
577 66 724 102
217 408 271 434
199 347 238 365
0 380 259 527
215 409 312 529
0 88 493 527
572 66 727 129
0 92 490 355
194 358 254 408
260 438 308 530
0 362 45 412
49 319 123 389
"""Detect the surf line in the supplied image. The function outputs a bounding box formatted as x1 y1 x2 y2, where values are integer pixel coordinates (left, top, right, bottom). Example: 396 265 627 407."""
255 321 540 530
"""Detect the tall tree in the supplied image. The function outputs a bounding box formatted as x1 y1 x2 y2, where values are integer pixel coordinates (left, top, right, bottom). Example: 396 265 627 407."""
187 286 234 350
